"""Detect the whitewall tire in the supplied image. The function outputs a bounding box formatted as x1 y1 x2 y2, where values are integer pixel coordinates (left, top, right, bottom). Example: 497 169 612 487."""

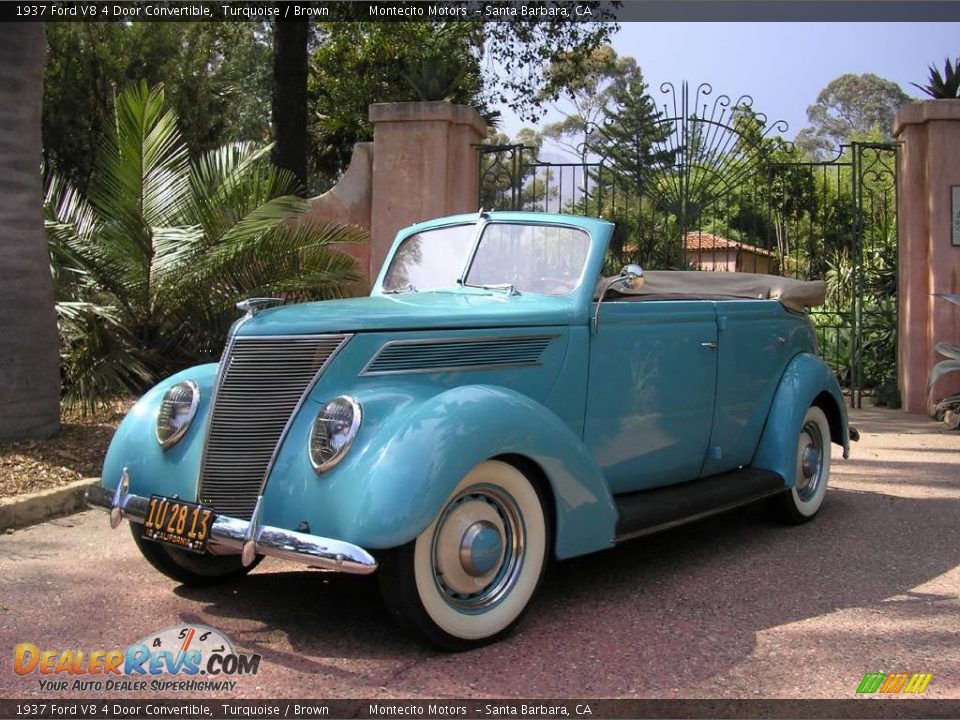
379 459 549 650
771 405 832 524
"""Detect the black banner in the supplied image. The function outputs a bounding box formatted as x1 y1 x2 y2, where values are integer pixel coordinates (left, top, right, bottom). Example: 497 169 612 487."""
3 1 960 23
3 699 960 719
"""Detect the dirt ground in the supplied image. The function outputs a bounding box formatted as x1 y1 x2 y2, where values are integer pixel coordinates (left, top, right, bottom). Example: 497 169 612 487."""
0 400 132 498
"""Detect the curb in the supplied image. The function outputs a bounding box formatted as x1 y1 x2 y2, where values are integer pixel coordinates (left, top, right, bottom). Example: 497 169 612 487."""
0 477 100 533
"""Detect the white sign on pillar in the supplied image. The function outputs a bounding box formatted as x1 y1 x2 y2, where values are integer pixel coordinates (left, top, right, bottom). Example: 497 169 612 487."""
953 185 960 246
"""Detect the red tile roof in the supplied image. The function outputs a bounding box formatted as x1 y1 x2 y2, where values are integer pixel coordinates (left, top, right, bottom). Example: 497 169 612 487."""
683 232 776 257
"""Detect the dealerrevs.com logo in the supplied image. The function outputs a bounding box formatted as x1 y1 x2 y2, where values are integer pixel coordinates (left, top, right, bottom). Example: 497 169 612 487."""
14 624 260 693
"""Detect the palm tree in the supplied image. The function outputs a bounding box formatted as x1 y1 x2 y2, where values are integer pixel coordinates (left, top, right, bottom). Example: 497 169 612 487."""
46 82 364 412
0 23 61 440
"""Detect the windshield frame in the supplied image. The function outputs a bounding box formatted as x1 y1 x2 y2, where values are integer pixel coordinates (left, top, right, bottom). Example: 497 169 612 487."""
372 213 604 300
459 219 594 297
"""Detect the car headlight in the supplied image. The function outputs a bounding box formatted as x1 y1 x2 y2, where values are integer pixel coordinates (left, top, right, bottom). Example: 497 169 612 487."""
156 381 200 449
309 395 362 473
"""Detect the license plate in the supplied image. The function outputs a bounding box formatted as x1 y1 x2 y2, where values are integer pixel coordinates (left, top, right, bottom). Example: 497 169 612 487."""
142 496 215 554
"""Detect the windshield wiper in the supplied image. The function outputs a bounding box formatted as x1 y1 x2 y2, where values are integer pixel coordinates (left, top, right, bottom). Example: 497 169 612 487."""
383 283 417 294
474 283 519 296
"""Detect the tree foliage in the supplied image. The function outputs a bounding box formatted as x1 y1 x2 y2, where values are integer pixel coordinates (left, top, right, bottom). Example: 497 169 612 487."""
540 45 634 163
44 23 272 193
45 19 616 194
308 22 488 189
586 63 673 195
795 73 912 158
45 83 363 411
485 10 619 123
308 18 616 189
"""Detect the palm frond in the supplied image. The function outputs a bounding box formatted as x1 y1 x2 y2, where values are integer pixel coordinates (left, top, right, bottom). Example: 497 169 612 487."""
56 301 154 414
935 342 960 361
929 359 960 389
912 57 960 99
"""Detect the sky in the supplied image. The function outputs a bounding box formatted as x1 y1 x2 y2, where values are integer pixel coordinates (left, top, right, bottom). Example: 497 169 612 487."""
500 22 960 160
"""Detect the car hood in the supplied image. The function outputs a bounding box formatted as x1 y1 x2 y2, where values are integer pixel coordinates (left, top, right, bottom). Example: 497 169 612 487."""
234 291 585 336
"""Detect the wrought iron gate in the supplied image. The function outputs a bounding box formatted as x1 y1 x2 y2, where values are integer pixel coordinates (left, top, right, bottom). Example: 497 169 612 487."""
477 82 898 407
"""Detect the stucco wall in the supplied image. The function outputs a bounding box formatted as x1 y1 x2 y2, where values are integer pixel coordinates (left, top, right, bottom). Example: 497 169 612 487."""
305 102 486 288
894 100 960 413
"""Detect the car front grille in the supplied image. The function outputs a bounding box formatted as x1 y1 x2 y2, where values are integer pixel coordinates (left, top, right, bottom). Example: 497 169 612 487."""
198 334 349 519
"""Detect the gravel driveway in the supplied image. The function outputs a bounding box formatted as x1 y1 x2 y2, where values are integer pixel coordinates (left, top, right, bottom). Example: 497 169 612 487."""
1 407 957 702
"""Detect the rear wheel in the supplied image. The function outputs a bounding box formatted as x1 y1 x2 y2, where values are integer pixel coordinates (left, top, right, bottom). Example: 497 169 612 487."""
129 522 260 585
379 460 549 650
770 405 831 524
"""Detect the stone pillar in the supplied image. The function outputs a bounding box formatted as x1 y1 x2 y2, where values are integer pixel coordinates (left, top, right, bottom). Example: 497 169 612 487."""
369 102 486 280
894 101 960 414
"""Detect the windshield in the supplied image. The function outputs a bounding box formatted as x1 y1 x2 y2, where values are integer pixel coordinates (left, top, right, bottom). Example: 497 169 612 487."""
382 224 475 293
382 221 591 296
465 223 590 296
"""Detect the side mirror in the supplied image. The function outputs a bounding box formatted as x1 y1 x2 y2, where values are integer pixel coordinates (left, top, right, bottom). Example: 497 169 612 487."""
619 264 644 290
593 264 645 333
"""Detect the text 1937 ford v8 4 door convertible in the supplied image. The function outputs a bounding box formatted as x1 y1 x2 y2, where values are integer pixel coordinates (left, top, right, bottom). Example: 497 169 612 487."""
89 211 857 649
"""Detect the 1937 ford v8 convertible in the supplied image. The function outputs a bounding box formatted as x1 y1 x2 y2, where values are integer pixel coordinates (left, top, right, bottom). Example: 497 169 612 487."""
89 211 856 649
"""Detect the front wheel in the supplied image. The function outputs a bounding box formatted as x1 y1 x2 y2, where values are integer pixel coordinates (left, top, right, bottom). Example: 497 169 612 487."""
769 405 832 524
129 522 261 585
379 460 549 650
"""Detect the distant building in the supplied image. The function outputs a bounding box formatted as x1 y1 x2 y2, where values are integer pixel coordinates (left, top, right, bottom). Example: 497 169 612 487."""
683 232 778 275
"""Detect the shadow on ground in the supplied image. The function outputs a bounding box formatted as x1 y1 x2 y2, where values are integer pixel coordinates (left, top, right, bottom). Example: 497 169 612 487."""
173 485 960 696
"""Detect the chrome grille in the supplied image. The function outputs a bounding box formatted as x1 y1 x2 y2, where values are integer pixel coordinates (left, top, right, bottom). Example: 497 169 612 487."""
361 335 556 375
198 334 348 519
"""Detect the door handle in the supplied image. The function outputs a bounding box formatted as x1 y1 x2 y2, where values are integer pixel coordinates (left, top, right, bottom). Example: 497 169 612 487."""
701 341 718 349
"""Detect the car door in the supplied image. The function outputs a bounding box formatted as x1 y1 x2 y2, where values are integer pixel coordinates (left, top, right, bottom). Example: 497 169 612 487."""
700 300 797 477
584 300 719 495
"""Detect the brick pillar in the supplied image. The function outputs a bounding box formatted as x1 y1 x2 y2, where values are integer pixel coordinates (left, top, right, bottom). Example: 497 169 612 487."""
368 102 486 281
894 101 960 413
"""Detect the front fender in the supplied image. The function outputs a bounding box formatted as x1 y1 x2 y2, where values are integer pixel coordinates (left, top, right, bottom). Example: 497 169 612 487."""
752 353 849 487
265 384 617 559
100 364 218 499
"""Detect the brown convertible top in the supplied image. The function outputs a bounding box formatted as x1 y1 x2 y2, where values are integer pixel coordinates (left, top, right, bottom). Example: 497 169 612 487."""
596 271 826 312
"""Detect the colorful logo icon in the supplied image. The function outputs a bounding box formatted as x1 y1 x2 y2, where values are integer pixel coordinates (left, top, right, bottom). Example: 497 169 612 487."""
856 672 932 694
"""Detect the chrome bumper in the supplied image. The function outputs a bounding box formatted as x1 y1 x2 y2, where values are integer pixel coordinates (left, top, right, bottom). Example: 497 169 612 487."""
86 469 377 575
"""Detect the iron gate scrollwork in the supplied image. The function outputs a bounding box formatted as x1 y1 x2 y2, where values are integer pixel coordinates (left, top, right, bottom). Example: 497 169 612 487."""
477 81 899 408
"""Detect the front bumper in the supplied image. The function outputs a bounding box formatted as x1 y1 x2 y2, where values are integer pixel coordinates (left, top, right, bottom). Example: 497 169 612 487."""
86 469 377 575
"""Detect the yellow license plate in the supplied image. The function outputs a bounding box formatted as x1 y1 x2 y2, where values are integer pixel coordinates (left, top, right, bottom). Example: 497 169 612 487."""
142 496 215 554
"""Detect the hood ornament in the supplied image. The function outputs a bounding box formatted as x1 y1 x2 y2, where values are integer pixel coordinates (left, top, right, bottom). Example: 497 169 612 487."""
236 297 285 318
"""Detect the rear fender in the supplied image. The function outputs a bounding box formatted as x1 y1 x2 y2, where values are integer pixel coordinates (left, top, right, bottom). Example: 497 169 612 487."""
752 353 849 487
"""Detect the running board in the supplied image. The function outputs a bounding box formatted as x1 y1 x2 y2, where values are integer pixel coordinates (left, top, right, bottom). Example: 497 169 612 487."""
614 467 786 543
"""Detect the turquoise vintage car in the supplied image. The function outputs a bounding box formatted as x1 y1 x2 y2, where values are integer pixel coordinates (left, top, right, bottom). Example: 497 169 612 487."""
89 211 855 649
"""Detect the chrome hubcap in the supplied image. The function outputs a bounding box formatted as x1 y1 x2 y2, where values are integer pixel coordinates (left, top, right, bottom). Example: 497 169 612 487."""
459 521 503 577
796 421 824 501
432 485 523 611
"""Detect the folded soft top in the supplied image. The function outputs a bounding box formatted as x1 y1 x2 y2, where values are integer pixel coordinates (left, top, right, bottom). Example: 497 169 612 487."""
596 271 826 312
